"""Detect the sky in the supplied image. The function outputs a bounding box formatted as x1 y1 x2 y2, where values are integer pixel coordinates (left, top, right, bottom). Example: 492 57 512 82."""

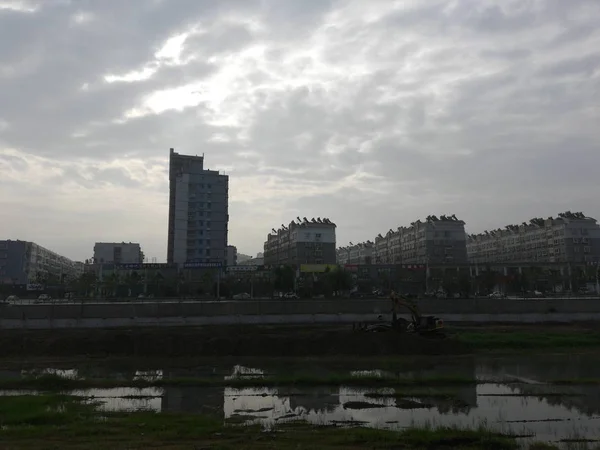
1 0 599 262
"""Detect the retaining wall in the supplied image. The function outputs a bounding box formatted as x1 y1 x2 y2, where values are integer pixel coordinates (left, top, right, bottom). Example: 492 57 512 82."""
1 298 599 330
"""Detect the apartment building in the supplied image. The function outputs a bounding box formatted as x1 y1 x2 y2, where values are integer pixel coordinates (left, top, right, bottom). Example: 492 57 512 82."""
368 215 468 265
167 148 229 266
264 217 336 266
467 212 600 264
336 241 374 265
93 242 144 264
0 240 84 285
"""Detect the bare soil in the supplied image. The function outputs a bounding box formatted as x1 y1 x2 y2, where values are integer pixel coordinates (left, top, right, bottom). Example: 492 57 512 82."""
0 325 469 358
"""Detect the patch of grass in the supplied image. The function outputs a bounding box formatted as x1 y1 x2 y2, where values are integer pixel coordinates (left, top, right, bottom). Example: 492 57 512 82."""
550 378 600 385
0 373 477 391
0 394 96 426
454 331 600 350
0 395 523 449
528 443 560 450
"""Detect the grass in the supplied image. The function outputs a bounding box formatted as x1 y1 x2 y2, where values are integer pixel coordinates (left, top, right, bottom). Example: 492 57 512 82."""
0 394 543 449
453 330 600 350
4 371 598 392
0 373 478 391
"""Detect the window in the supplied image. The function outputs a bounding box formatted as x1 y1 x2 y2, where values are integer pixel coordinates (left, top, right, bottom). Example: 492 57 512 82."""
207 184 212 189
206 249 211 256
198 239 203 244
207 203 211 209
584 246 591 253
206 239 211 246
207 221 211 228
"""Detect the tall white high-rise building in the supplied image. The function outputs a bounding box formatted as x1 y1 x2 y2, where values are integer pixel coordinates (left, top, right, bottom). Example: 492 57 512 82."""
167 148 229 265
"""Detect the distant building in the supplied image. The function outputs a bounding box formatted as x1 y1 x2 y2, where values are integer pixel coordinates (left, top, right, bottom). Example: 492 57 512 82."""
93 242 144 265
226 245 237 266
238 252 264 266
342 215 467 266
467 211 600 264
0 240 83 285
336 241 374 265
238 255 264 266
395 215 468 265
167 148 229 266
237 253 253 264
264 217 336 267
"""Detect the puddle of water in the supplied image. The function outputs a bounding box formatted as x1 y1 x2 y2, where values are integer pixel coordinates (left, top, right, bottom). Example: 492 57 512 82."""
225 365 265 380
21 368 80 379
220 383 600 445
4 354 600 445
133 370 163 382
2 382 599 445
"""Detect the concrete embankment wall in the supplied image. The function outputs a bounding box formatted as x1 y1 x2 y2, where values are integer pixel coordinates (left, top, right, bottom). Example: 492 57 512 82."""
1 298 599 330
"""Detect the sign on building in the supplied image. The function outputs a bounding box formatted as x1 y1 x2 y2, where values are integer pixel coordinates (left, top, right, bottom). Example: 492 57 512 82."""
300 264 338 273
26 283 44 291
118 263 177 270
183 261 223 269
227 265 258 272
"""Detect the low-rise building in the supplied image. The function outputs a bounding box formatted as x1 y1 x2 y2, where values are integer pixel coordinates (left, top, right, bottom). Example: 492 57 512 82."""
0 240 83 285
226 245 238 266
368 215 468 265
264 217 336 267
337 241 374 265
467 211 600 264
93 242 144 264
399 215 468 265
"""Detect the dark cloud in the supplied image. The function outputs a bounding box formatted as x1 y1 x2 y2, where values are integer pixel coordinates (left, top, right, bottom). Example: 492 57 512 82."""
1 0 599 260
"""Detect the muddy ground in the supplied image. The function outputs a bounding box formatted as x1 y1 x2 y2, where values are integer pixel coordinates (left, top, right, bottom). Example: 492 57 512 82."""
1 323 596 358
0 325 469 358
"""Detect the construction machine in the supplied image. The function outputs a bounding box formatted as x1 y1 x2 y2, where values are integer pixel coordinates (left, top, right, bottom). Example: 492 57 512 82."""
354 291 444 336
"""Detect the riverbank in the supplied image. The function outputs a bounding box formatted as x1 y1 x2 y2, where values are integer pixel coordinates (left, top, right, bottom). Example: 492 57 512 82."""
1 323 600 358
0 394 559 450
0 324 468 358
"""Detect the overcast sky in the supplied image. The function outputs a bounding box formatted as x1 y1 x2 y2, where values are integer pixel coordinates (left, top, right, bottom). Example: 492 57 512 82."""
1 0 599 262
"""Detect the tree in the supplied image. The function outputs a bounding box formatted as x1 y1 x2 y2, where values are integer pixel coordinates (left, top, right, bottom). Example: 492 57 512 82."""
103 273 120 297
327 267 352 296
152 272 164 296
458 274 471 298
274 266 295 293
67 272 96 297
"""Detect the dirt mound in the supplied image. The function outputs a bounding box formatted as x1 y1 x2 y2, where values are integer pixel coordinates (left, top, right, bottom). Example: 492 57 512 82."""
0 325 469 358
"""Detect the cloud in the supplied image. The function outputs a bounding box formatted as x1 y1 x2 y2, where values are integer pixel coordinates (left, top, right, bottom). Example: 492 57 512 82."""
1 0 599 260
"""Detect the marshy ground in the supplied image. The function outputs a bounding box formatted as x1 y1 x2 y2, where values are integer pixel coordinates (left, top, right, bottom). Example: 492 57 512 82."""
1 323 600 448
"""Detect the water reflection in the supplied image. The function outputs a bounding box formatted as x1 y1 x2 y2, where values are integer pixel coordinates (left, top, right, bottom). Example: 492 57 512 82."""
3 353 600 445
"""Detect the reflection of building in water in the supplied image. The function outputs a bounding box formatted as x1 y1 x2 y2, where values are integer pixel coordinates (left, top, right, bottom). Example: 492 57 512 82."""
477 354 600 416
283 387 340 413
224 387 293 419
162 386 224 416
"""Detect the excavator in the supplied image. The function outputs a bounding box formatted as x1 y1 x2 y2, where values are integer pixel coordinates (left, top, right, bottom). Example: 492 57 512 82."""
354 291 445 337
